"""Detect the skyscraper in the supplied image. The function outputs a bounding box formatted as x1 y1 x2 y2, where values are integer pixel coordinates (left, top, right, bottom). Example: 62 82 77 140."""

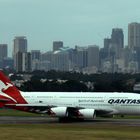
13 36 27 55
15 52 23 72
74 46 88 70
15 52 31 72
0 44 8 60
104 38 111 49
51 50 69 71
87 45 99 69
110 28 124 59
53 41 63 51
128 22 140 49
31 50 41 61
111 28 124 48
13 36 28 72
31 50 41 71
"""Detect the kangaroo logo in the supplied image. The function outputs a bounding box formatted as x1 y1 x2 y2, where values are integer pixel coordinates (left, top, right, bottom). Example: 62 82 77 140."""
0 80 17 103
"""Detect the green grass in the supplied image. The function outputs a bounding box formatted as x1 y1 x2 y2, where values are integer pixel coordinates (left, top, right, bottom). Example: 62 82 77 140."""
113 115 140 119
0 124 140 140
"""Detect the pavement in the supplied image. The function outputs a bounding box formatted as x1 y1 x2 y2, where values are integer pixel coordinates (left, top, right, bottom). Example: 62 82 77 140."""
0 116 58 124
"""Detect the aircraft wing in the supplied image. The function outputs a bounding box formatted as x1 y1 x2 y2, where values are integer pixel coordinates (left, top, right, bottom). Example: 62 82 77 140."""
5 104 56 107
5 103 115 117
5 104 57 114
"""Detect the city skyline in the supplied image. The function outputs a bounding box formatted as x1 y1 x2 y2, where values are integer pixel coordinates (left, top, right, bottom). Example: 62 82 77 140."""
1 0 140 55
1 22 140 73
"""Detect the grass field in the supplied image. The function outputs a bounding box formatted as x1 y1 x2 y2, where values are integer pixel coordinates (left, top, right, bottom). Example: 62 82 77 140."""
0 124 140 140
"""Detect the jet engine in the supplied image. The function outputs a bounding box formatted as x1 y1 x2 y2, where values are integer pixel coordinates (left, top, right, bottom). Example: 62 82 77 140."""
49 107 68 117
78 109 96 119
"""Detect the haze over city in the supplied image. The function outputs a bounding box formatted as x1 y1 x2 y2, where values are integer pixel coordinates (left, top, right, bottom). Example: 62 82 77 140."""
1 0 140 55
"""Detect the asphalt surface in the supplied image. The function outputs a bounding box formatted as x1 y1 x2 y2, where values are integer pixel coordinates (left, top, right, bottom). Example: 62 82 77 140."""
0 116 140 126
0 116 58 124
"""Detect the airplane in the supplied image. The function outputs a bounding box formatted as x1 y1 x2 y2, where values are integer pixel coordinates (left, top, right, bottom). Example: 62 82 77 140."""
0 70 140 121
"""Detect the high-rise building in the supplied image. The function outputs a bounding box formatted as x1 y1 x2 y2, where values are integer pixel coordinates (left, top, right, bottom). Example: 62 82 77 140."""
13 36 28 72
87 45 99 69
31 50 41 61
53 41 63 51
104 38 111 49
31 50 41 71
111 28 124 48
99 48 109 70
15 52 31 72
25 52 31 72
0 44 8 60
13 36 27 55
15 52 23 72
51 51 69 71
75 46 88 70
109 28 124 60
128 22 140 49
41 52 53 71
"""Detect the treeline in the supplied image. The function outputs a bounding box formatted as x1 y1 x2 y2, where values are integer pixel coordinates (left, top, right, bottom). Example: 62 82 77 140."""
13 70 140 92
20 79 88 92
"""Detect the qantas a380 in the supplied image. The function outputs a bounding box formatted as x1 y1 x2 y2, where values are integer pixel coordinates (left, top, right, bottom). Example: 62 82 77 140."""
0 71 140 121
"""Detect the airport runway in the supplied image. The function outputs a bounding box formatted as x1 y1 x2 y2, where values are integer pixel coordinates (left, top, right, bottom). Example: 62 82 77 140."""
0 116 58 124
0 116 140 126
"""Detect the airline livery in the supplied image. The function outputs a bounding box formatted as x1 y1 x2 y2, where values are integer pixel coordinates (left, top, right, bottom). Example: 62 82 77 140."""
0 71 140 120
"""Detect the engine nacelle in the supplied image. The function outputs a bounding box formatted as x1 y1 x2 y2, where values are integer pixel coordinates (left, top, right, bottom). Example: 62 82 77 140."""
78 109 96 119
49 107 68 117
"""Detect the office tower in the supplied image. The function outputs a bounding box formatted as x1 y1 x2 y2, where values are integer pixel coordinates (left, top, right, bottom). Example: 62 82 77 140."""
110 28 124 60
16 52 31 72
128 22 140 49
51 50 69 71
88 45 99 68
99 48 109 71
15 52 23 72
103 38 112 59
13 36 28 72
104 38 111 49
87 45 99 69
53 41 63 51
31 50 41 71
41 52 53 71
24 52 31 72
13 36 27 55
0 44 8 60
31 50 41 61
74 46 88 70
111 28 124 48
41 51 52 62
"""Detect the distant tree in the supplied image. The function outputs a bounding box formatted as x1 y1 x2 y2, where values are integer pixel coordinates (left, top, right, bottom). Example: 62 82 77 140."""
17 70 140 92
62 80 88 92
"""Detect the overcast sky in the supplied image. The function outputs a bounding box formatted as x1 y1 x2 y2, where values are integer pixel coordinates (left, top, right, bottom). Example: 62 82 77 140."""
0 0 140 55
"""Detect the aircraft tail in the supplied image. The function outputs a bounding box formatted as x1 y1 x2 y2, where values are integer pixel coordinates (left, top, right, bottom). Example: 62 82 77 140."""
0 71 27 107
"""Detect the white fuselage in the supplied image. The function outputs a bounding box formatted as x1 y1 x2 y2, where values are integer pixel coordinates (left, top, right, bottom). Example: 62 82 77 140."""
21 92 140 115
